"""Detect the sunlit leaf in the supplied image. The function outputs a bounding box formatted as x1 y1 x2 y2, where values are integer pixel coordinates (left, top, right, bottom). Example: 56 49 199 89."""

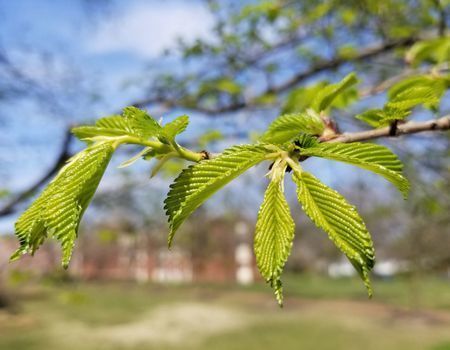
261 109 324 144
159 115 189 144
293 170 374 295
164 145 270 246
406 37 450 66
72 107 162 142
123 106 162 139
299 142 409 197
311 72 359 112
255 174 295 306
12 142 115 267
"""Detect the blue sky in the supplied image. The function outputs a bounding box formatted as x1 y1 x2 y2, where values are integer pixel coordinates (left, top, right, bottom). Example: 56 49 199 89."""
0 0 216 180
0 0 214 109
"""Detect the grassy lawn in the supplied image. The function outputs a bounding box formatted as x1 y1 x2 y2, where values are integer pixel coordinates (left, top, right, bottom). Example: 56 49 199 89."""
0 274 449 350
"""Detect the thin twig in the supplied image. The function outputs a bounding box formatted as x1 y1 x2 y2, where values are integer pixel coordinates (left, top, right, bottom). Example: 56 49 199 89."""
130 37 419 115
329 115 450 143
0 129 72 216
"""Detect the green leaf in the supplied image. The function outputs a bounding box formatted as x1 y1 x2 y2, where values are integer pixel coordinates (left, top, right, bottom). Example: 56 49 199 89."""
215 78 242 95
261 109 325 144
355 108 410 128
356 75 449 127
388 75 432 98
123 107 162 139
387 75 449 111
252 92 278 106
159 115 189 144
282 78 358 114
298 142 409 197
292 170 374 295
72 108 162 142
293 133 319 149
355 109 387 128
198 78 242 96
337 44 358 59
72 115 129 140
387 87 441 111
282 82 327 114
255 175 295 306
406 37 450 66
96 115 129 130
164 145 269 246
12 142 115 268
311 73 359 112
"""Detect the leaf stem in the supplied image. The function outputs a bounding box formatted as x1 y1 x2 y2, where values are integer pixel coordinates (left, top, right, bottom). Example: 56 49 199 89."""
116 136 205 162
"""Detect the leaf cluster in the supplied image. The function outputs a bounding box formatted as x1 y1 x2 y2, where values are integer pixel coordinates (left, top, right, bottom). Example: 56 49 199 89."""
357 37 450 128
12 107 198 267
357 74 450 127
12 75 410 305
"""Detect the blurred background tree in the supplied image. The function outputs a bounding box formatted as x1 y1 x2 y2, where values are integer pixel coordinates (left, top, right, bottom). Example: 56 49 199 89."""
0 0 449 301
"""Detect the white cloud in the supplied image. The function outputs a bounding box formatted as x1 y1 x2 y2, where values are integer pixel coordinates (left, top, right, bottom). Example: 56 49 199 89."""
85 1 214 58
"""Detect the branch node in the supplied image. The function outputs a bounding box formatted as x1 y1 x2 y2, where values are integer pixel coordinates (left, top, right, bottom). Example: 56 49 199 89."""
389 120 399 136
200 150 211 160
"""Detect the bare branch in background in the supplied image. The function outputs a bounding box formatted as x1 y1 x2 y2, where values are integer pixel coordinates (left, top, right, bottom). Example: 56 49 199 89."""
329 116 450 143
133 37 418 115
0 129 72 217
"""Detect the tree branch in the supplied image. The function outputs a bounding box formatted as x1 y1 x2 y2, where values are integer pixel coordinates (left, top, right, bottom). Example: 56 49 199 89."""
329 115 450 143
432 0 447 36
1 115 449 218
131 37 418 115
270 37 417 95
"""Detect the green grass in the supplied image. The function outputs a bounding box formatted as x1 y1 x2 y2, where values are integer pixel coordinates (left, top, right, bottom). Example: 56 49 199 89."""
282 273 450 309
0 275 449 350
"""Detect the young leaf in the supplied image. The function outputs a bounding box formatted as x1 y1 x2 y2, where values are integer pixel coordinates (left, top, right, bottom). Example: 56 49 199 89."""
282 82 327 114
406 37 450 66
356 75 449 128
293 133 319 149
215 78 242 95
387 86 441 111
12 142 115 268
72 115 130 140
159 115 189 144
255 174 295 306
164 144 269 246
387 76 449 111
282 79 358 114
123 106 162 139
72 107 162 142
355 109 387 128
310 72 359 112
261 109 324 144
298 142 410 197
355 108 410 128
96 115 129 130
292 170 374 295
